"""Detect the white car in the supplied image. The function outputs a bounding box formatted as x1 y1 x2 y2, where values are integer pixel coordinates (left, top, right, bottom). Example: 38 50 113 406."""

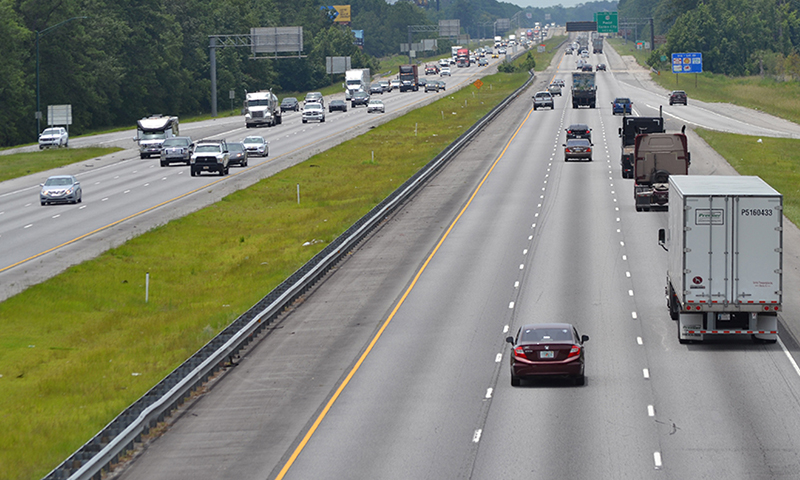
367 99 385 114
242 136 269 157
302 103 326 123
38 127 68 149
440 67 451 76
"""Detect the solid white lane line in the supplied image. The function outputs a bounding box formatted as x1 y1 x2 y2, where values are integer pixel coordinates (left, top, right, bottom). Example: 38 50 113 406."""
777 337 800 377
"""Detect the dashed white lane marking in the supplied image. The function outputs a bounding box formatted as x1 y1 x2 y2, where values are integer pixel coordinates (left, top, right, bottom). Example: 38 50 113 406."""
503 325 509 333
523 249 528 255
514 281 519 288
79 205 87 209
509 302 515 309
632 312 638 319
628 290 634 296
485 388 493 399
473 429 482 443
626 271 631 277
648 405 655 417
637 337 643 345
495 353 502 363
654 451 663 469
622 255 627 260
519 264 524 270
24 224 32 229
52 214 60 219
643 368 650 379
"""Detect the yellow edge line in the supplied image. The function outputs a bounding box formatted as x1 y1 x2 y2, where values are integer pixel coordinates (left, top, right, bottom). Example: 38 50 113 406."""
274 102 535 479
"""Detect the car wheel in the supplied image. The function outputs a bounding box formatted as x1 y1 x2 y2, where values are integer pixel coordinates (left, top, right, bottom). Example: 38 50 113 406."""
160 160 167 167
302 119 307 123
321 117 326 122
191 169 197 177
41 201 46 206
511 376 521 387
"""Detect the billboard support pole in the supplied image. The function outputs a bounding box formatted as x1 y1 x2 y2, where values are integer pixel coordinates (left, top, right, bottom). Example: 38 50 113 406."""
210 37 218 117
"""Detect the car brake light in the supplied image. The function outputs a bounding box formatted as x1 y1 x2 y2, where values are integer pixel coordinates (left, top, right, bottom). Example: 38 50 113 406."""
586 148 591 152
567 345 581 358
565 148 571 153
514 346 527 359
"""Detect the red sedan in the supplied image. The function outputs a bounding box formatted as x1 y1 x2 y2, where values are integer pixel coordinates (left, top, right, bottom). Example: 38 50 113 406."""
505 323 589 386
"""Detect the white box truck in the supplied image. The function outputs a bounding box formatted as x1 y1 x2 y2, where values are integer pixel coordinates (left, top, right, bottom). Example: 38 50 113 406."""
658 176 782 343
344 68 370 101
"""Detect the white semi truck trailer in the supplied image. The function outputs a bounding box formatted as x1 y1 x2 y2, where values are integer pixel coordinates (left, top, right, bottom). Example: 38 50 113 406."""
659 176 782 343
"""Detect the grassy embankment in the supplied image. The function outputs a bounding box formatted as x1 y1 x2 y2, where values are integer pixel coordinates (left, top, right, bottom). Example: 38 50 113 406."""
606 37 800 227
0 37 569 479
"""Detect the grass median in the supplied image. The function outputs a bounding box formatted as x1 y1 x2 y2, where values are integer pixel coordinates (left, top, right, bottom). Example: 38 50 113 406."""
0 66 531 479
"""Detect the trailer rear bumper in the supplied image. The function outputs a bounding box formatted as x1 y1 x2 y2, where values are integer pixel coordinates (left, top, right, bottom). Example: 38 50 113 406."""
678 312 778 343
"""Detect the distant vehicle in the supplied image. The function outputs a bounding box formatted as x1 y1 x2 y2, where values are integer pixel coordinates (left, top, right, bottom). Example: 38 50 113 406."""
328 99 348 112
424 81 439 93
370 83 384 95
547 83 562 96
611 97 633 115
390 79 401 90
491 51 499 58
280 97 299 112
478 58 488 67
592 38 603 54
437 80 446 91
227 142 248 167
304 92 325 107
669 90 687 105
399 64 419 92
505 323 589 386
565 48 573 55
242 136 269 157
159 136 193 167
379 80 391 92
576 58 585 70
244 91 282 128
351 90 370 107
425 65 439 75
553 78 565 87
532 91 554 110
581 63 593 72
580 49 589 58
633 132 690 211
440 66 451 76
438 58 450 68
564 138 593 161
498 47 507 55
619 116 665 178
596 63 607 71
566 124 592 141
417 78 428 88
190 140 229 176
367 99 385 114
302 103 326 123
38 127 68 149
134 115 179 159
344 69 370 100
40 175 82 205
572 72 596 108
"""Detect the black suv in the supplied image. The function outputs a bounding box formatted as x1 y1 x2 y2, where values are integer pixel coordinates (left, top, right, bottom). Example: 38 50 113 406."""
351 91 370 108
280 97 299 112
566 124 592 141
669 90 687 105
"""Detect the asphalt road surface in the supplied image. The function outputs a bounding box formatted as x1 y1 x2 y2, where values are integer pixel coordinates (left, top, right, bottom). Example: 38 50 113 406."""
0 53 515 302
108 40 800 479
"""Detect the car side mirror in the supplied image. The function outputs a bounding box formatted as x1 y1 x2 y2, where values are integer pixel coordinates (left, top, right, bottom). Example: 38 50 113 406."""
581 335 589 343
562 143 567 147
658 228 667 251
505 336 514 344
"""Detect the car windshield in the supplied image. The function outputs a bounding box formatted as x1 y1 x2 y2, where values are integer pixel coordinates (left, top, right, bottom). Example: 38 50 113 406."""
228 143 244 152
247 99 272 107
282 98 296 104
42 129 61 135
536 93 550 98
243 137 264 144
615 98 631 104
306 93 322 101
195 145 221 153
44 177 74 186
305 105 322 111
369 100 382 105
520 327 573 342
163 138 189 147
140 132 166 140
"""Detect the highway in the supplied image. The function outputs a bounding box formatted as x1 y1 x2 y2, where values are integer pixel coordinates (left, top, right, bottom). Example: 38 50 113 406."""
0 56 511 302
109 41 800 479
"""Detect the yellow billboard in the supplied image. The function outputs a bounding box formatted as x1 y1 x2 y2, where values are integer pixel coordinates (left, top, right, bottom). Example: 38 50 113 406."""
333 5 351 23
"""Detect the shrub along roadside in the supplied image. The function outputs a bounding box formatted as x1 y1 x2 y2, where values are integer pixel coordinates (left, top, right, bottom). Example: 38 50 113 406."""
0 69 529 480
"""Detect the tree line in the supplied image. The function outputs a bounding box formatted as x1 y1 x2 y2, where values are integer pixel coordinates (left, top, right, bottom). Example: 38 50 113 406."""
619 0 800 77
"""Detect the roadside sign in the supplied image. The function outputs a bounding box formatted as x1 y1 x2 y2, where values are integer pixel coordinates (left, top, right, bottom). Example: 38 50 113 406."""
594 12 618 33
474 79 483 89
671 52 703 73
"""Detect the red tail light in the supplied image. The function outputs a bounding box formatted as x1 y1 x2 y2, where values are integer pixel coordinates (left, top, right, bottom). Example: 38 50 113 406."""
565 148 572 153
586 148 591 152
567 345 581 358
514 346 527 359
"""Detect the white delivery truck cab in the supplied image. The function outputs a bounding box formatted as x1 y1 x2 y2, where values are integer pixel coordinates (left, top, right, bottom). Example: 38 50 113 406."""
659 176 782 343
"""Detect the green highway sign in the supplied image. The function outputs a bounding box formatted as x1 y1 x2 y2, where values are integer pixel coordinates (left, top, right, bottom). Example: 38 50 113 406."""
594 11 618 33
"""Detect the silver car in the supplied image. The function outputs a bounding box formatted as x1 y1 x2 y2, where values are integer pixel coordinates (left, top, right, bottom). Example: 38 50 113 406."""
40 175 82 205
242 136 269 157
367 99 385 114
160 136 193 166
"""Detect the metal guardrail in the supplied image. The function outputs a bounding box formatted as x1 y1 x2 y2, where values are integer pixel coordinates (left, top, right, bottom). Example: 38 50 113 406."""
44 69 535 480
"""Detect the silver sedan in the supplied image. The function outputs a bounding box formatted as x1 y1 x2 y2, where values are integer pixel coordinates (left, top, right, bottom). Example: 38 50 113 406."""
242 136 269 157
40 175 82 205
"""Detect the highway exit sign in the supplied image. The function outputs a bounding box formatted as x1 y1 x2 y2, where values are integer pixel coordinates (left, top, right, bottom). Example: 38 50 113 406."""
594 12 618 33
